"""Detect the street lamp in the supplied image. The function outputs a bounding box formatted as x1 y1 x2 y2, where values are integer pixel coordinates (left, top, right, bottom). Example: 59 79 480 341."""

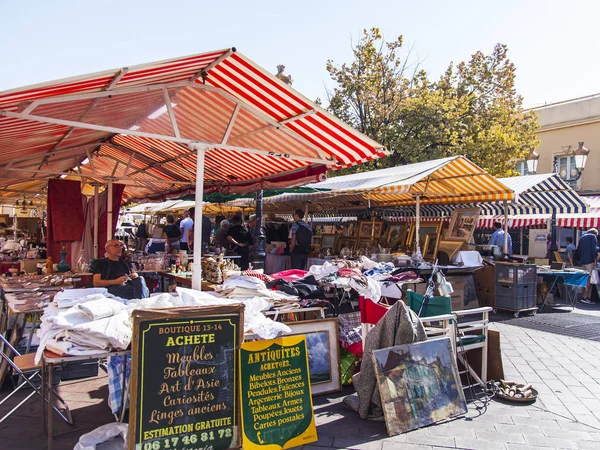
525 148 540 174
572 141 590 178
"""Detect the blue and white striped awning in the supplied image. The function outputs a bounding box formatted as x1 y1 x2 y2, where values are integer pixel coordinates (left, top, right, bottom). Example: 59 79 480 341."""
383 173 587 217
507 174 588 214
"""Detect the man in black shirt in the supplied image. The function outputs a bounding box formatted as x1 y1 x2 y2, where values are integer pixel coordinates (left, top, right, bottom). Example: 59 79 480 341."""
93 240 149 299
163 214 182 252
227 215 253 270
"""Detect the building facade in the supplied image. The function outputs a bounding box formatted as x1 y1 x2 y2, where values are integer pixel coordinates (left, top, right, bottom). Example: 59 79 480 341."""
524 94 600 195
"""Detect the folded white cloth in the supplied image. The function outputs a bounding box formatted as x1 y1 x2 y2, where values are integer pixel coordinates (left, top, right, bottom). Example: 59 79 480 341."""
76 298 127 320
54 289 108 308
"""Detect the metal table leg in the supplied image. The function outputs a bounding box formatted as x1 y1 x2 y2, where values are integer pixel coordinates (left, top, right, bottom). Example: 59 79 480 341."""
25 312 40 355
47 363 53 450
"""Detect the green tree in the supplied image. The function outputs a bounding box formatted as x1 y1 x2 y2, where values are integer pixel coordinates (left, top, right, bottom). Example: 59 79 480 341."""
326 29 539 176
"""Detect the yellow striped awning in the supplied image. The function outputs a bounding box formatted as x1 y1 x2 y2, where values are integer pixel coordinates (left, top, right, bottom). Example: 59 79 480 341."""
221 156 514 213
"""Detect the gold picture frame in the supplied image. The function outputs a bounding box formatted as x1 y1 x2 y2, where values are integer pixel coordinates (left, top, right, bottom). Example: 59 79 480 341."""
385 223 408 248
358 220 384 238
423 233 439 260
321 233 338 250
406 221 443 250
445 208 480 242
437 240 465 260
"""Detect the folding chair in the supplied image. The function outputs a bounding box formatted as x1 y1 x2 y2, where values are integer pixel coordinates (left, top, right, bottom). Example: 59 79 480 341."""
0 334 72 425
406 290 491 388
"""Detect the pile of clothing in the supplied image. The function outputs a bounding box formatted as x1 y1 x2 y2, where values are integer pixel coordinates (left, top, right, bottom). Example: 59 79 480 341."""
35 289 131 365
215 274 300 306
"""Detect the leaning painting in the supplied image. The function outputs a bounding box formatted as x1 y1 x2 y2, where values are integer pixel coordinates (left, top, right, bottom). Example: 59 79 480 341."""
372 337 467 436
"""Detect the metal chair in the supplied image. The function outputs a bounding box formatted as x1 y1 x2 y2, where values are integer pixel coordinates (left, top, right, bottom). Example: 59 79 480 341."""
0 333 72 425
406 290 491 388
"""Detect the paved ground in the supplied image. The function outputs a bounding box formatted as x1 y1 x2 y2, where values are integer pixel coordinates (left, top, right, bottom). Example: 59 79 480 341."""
2 304 600 449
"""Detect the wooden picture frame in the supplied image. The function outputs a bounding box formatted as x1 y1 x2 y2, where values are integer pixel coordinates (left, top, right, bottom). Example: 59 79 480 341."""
444 208 480 242
338 238 357 252
357 237 374 249
283 318 341 396
555 251 573 266
358 220 384 238
384 223 408 248
407 221 443 251
321 233 338 250
423 233 439 260
437 240 465 260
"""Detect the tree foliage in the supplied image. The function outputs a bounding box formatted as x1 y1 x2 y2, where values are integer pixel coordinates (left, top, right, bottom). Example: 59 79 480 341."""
326 28 539 176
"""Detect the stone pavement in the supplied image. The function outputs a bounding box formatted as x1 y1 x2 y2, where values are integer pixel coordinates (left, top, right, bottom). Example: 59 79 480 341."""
3 307 600 449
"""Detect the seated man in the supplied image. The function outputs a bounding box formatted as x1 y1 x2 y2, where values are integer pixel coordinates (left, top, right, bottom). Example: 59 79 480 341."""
93 239 149 299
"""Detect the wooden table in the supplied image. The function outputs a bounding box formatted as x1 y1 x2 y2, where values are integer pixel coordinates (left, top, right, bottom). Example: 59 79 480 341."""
157 271 217 291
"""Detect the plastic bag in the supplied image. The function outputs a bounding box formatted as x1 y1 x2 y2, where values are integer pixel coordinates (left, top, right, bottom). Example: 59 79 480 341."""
74 423 128 450
591 269 599 285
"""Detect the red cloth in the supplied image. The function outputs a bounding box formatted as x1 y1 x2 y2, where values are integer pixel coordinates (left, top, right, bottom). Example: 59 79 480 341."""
46 180 86 263
94 184 126 253
269 269 307 282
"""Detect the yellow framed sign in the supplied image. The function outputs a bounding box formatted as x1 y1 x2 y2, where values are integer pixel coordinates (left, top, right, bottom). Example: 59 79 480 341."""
240 336 318 449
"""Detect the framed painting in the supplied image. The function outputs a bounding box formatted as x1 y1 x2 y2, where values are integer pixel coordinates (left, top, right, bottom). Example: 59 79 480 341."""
321 233 338 249
384 223 408 248
359 220 384 238
406 221 443 251
372 337 467 436
444 208 480 242
283 319 341 396
338 238 357 252
423 233 439 260
437 240 465 260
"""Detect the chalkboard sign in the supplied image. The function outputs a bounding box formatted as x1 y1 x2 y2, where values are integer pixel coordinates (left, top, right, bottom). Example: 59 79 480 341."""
240 336 317 450
129 305 244 450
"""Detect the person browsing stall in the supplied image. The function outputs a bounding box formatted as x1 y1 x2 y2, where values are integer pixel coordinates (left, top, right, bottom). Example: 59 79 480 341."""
214 220 230 249
488 221 512 255
163 214 182 252
566 236 576 263
227 215 253 270
290 208 313 269
577 228 599 304
179 210 194 251
93 240 149 299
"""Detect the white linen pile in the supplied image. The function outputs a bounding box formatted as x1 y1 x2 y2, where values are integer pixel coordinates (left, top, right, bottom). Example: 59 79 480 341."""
215 275 299 302
131 289 292 340
34 289 132 364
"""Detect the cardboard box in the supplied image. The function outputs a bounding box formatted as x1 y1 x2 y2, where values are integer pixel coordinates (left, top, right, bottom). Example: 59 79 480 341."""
449 280 466 311
474 264 495 308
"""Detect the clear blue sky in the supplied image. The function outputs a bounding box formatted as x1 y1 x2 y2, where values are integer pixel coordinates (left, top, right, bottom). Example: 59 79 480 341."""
2 0 598 108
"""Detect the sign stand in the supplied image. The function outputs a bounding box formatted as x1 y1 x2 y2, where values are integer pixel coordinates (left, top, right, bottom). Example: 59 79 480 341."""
129 305 244 450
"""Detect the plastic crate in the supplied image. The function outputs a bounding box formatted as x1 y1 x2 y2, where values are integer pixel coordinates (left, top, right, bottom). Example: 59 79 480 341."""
61 359 99 381
495 283 536 311
495 263 537 285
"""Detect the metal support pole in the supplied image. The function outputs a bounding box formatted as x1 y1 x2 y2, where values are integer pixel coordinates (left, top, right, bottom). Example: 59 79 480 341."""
520 227 524 256
503 200 509 255
107 180 114 241
415 195 421 251
550 212 558 262
192 145 207 291
253 189 266 270
93 184 99 259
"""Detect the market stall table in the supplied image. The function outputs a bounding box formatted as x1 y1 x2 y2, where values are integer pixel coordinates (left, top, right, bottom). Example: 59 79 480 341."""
4 292 51 354
537 270 588 311
42 349 131 450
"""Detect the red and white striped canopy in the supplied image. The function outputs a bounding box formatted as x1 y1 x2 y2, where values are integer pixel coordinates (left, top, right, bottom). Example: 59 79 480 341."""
0 49 386 202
